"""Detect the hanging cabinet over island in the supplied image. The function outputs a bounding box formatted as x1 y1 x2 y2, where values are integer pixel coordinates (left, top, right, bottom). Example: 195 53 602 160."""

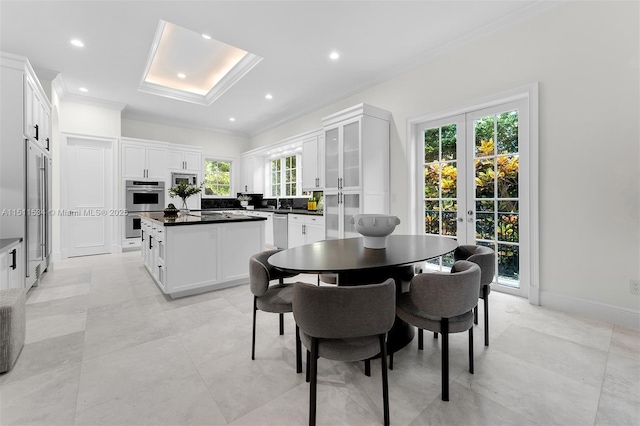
140 212 265 298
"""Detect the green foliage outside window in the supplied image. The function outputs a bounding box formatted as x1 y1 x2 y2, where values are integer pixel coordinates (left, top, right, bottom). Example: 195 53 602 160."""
204 160 231 196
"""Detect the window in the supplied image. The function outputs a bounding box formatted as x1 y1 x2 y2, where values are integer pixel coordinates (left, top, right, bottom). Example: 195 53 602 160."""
269 154 300 197
204 159 231 196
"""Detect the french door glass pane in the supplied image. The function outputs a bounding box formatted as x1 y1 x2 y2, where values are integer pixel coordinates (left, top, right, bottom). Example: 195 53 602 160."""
325 194 339 239
474 110 520 287
424 123 458 270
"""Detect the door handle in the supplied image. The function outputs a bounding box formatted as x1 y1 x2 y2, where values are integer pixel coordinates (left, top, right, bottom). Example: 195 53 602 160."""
34 124 39 141
10 249 16 270
149 235 153 249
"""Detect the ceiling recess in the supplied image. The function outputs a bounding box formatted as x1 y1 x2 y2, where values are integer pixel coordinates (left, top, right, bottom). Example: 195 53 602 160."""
139 20 263 106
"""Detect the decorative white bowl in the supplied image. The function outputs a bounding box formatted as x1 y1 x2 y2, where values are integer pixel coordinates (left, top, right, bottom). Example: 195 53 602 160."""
350 214 401 249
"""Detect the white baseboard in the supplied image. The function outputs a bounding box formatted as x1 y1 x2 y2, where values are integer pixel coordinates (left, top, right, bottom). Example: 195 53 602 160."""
539 291 640 330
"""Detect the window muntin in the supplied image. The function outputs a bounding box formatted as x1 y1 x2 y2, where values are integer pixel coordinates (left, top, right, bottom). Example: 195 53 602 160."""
270 154 300 197
204 159 231 196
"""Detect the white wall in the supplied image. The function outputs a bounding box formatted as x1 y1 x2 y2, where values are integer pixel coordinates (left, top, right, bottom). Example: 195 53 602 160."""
250 2 640 319
121 118 250 160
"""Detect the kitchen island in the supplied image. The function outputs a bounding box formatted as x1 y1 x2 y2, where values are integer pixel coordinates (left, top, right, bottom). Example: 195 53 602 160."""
139 212 265 298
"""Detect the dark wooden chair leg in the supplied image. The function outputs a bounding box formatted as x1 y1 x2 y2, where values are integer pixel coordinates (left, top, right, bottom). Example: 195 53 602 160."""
306 350 310 382
251 297 257 360
379 334 390 426
389 351 394 371
296 325 302 373
483 287 490 346
474 305 479 325
279 313 284 335
418 328 423 349
365 359 371 377
469 326 474 374
441 318 449 401
310 337 318 426
434 331 438 339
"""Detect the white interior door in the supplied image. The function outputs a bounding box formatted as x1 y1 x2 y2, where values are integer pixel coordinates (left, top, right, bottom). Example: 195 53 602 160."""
66 137 113 257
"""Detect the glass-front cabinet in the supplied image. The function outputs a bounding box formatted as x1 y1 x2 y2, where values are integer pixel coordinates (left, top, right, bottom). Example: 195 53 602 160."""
322 104 391 239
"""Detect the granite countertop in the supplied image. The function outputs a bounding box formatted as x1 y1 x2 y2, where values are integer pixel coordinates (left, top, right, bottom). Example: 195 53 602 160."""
248 208 324 216
140 212 267 226
0 237 23 253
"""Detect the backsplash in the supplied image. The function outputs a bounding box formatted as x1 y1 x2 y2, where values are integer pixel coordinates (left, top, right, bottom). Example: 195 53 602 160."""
201 198 239 209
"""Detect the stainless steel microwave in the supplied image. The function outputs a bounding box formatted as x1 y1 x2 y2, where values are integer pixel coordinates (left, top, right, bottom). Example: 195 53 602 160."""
171 173 197 187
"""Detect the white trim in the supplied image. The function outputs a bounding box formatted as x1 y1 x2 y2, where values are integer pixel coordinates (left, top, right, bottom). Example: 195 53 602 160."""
407 83 539 303
540 290 640 330
201 157 235 199
52 74 126 111
242 128 323 158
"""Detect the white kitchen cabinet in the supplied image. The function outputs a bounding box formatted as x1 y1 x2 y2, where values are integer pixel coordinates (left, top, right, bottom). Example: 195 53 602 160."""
1 53 52 289
168 148 201 173
24 72 51 152
121 139 167 180
302 132 325 191
239 154 264 193
288 214 325 248
246 211 274 246
322 104 390 239
0 240 23 291
140 216 264 297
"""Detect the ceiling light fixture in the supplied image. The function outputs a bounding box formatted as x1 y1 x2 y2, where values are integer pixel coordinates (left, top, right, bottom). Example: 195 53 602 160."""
229 117 236 122
79 87 88 92
177 73 186 79
265 94 273 100
70 39 84 47
329 51 340 60
202 34 212 40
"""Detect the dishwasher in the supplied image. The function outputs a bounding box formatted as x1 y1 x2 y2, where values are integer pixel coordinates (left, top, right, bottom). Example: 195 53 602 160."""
273 213 288 249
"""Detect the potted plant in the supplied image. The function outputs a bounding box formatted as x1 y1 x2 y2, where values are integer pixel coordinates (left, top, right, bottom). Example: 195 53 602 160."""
168 181 203 213
237 194 251 207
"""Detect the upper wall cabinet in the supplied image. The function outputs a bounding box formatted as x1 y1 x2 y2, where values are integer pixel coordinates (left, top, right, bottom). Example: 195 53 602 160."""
168 148 201 173
301 132 325 191
239 154 264 193
121 140 167 180
24 68 51 152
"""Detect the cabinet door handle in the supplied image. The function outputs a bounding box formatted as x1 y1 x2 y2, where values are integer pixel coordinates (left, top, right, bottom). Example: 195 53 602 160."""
149 235 153 249
141 230 145 242
10 249 16 270
302 224 306 235
34 124 39 141
46 137 50 151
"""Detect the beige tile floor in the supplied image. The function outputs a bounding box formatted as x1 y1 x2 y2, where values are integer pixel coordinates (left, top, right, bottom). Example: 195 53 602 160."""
1 251 638 425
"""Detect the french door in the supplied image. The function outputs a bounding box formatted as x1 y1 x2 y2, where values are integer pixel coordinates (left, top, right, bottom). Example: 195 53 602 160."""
415 98 532 298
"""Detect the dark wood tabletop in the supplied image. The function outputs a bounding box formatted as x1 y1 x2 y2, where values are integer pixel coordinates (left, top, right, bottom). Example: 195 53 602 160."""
268 234 458 274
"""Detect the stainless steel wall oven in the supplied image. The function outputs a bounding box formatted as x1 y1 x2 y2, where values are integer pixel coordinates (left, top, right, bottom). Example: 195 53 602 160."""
125 180 165 238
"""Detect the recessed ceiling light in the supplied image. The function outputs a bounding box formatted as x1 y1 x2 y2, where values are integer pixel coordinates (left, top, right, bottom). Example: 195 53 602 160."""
229 117 236 122
177 73 186 79
329 51 340 60
202 34 212 40
265 94 273 100
79 87 88 92
70 39 84 47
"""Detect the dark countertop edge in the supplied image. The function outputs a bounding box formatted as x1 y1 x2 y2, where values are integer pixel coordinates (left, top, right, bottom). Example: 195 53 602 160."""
198 208 324 216
139 213 266 226
0 237 23 253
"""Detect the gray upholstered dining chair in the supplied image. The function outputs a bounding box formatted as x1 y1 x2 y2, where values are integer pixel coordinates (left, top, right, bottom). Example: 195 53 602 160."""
249 250 302 373
453 245 495 346
293 279 396 426
395 260 481 401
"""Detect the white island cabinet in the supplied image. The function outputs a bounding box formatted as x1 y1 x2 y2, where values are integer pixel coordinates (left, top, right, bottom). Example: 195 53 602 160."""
140 212 265 298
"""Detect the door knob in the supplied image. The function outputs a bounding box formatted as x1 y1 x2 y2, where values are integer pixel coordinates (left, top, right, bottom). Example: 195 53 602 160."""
457 217 463 223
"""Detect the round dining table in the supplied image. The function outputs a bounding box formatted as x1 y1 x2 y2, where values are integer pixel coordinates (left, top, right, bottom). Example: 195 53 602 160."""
268 234 458 352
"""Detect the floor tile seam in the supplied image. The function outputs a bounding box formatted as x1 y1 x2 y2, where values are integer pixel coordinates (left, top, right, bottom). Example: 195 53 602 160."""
509 320 613 357
473 347 605 406
448 377 544 426
177 335 230 425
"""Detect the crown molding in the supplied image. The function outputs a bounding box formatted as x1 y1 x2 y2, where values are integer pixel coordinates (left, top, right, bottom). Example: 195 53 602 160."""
52 73 126 111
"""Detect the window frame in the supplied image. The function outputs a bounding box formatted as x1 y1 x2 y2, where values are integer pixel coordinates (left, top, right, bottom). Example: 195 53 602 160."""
202 157 234 198
267 153 302 198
